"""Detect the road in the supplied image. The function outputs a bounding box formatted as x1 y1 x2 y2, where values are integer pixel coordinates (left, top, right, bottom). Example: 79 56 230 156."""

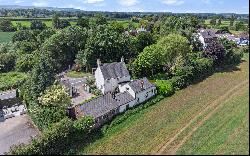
0 115 39 154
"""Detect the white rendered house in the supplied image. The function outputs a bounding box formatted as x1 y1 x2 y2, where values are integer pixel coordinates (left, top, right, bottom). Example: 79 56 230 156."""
95 58 131 94
119 78 157 106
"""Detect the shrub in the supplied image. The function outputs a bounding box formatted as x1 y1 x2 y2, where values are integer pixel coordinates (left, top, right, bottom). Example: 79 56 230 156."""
155 80 175 96
169 76 187 90
0 53 16 72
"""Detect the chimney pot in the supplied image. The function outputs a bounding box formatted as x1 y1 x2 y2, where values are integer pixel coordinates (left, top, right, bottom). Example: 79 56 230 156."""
97 59 101 67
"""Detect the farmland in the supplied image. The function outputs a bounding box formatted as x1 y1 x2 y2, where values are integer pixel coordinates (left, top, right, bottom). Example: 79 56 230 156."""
71 54 249 155
0 32 14 43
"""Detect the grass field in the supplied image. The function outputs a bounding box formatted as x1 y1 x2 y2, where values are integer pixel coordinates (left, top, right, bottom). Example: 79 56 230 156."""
0 32 14 43
70 53 249 155
11 21 77 27
176 85 249 155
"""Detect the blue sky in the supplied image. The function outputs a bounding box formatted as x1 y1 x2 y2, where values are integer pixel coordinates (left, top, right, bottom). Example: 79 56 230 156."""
0 0 249 13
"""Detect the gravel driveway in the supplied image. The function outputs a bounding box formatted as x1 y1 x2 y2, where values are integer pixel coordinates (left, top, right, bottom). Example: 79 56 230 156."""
0 115 39 154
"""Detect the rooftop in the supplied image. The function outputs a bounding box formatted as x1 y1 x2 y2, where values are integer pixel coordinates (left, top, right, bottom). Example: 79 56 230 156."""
79 91 134 119
200 29 217 39
128 78 156 93
100 62 130 80
0 90 17 101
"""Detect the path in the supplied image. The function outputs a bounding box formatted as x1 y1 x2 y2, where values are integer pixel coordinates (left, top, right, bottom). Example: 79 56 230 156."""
0 115 39 154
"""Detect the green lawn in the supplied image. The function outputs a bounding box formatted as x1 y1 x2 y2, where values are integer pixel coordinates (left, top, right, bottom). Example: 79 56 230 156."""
68 54 249 155
0 31 14 43
66 71 92 78
0 71 29 91
176 85 249 155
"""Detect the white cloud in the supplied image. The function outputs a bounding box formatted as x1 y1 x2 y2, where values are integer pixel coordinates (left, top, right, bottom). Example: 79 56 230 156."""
118 0 139 7
14 0 24 4
84 0 104 4
161 0 184 6
32 2 48 7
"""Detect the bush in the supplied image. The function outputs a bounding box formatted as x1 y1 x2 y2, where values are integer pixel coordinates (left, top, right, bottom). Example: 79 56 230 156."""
169 76 187 90
155 80 175 96
0 53 16 72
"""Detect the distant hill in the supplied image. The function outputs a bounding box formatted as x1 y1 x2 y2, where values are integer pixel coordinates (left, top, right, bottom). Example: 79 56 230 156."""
0 5 81 12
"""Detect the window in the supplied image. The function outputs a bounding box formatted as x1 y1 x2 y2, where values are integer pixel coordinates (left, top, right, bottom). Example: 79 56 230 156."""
137 98 139 103
145 92 148 98
126 104 129 110
126 87 129 91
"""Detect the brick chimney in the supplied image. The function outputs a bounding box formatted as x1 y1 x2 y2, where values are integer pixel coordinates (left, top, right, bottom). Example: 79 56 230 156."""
141 80 144 90
97 59 101 67
121 56 124 62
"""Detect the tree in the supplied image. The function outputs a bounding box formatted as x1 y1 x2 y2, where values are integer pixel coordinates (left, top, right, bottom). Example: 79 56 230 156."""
76 17 89 28
59 19 71 29
79 25 135 70
30 20 47 30
132 34 191 77
37 28 56 44
41 26 88 72
217 18 222 26
15 53 37 72
12 30 36 42
229 15 235 27
89 14 107 27
52 14 60 29
0 19 16 32
109 21 124 33
235 21 246 31
203 40 226 63
134 32 155 53
210 18 217 27
0 53 16 72
26 54 56 102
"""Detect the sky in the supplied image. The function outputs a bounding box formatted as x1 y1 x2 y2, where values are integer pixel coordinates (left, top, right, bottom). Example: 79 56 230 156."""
0 0 249 14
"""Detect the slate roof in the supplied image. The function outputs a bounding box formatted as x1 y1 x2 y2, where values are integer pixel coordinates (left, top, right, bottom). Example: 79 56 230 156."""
0 90 16 100
128 78 156 93
79 91 135 119
115 91 135 106
100 62 130 80
79 93 119 119
200 29 217 39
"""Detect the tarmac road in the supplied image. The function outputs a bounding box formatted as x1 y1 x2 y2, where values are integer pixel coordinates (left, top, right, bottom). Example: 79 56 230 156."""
0 115 39 154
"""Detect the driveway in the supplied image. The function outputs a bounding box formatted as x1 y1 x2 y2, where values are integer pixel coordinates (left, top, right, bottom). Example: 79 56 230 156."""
0 115 39 154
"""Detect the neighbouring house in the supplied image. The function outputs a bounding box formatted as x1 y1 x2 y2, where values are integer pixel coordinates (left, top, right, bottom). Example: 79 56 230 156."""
0 90 27 120
95 57 131 94
137 26 147 34
198 29 217 47
68 59 157 127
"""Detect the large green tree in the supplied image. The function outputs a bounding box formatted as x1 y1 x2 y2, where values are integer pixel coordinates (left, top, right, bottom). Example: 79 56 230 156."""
40 26 88 72
0 19 16 32
30 20 47 30
77 25 135 70
132 34 191 77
